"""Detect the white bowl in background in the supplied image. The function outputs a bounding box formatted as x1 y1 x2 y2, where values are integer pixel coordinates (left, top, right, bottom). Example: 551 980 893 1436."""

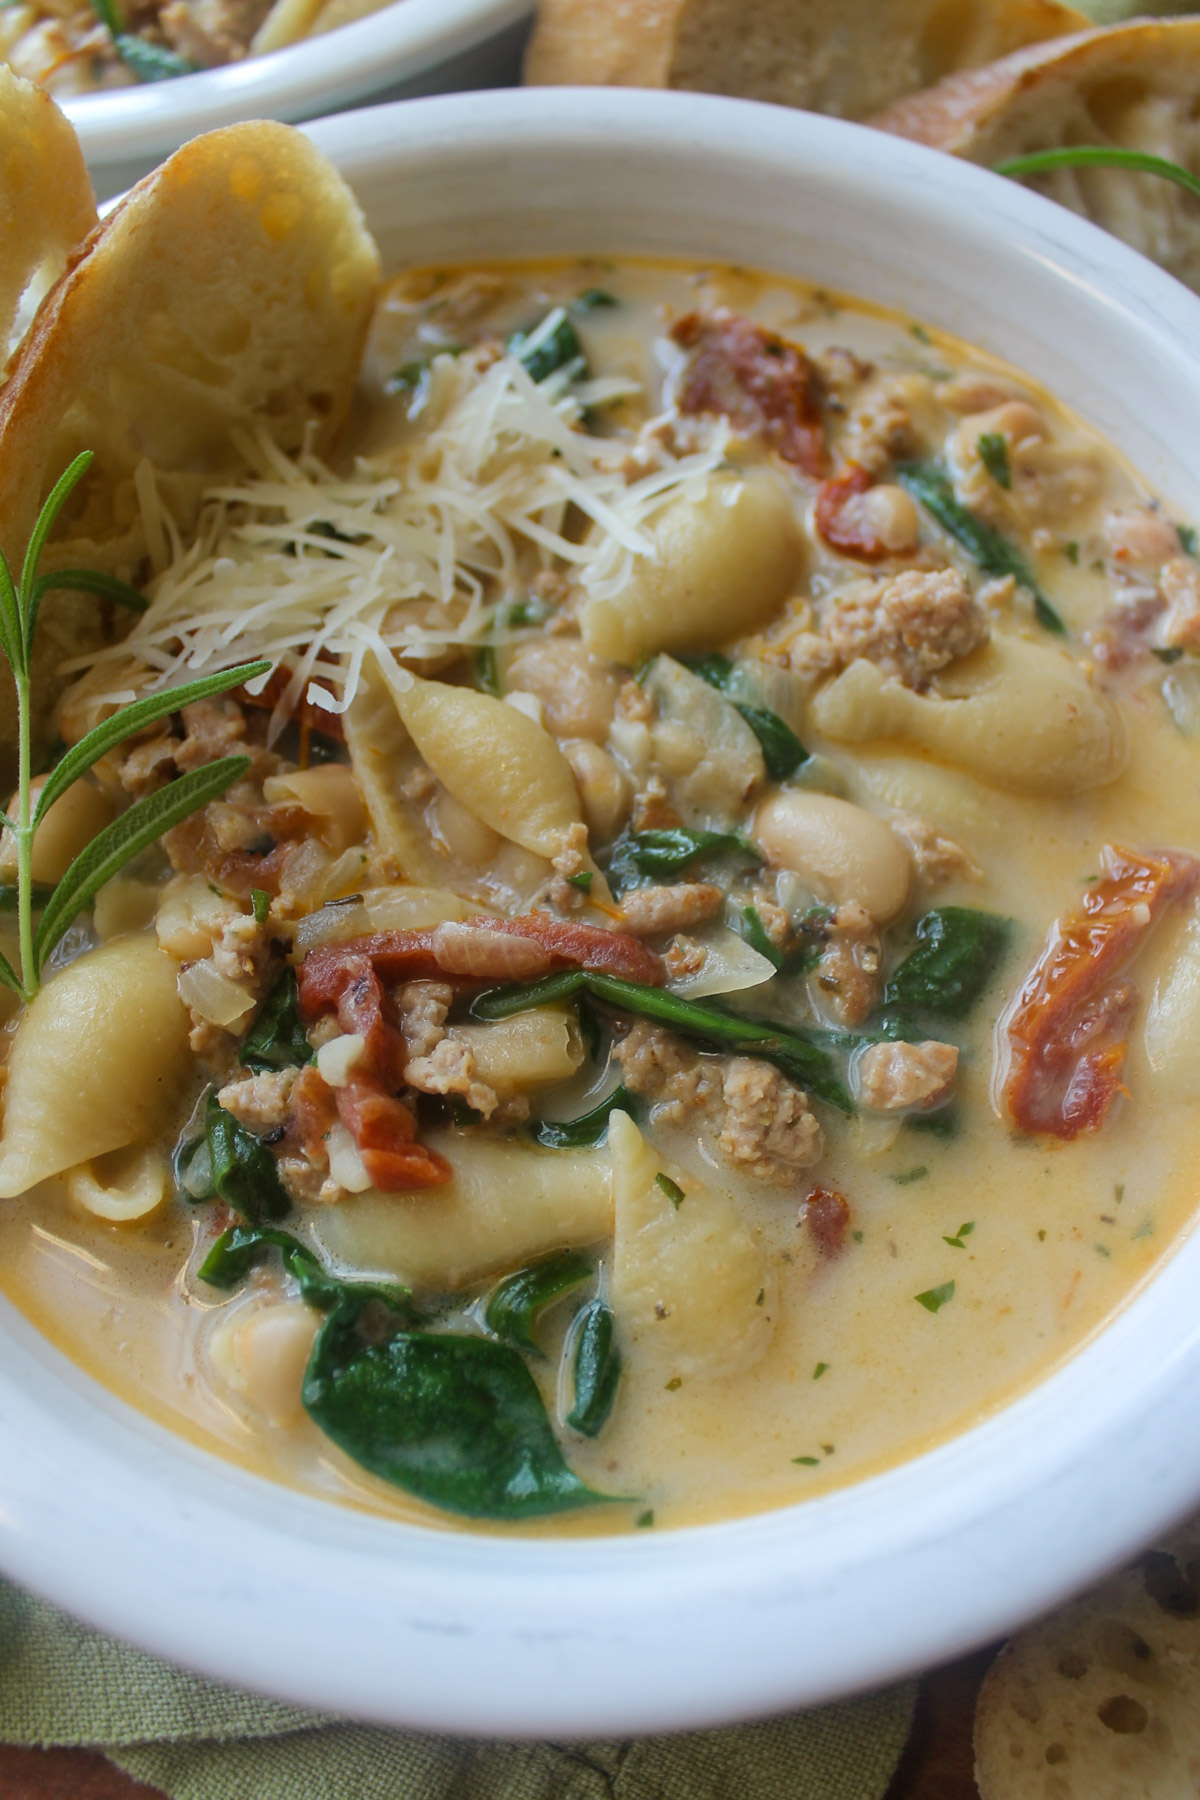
62 0 531 201
2 87 1200 1737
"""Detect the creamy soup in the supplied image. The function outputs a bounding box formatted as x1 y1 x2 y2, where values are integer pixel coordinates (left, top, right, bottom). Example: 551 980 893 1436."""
0 257 1198 1536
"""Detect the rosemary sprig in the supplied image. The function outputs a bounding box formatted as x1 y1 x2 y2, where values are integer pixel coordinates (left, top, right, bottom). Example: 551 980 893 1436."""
996 147 1200 205
0 450 269 1002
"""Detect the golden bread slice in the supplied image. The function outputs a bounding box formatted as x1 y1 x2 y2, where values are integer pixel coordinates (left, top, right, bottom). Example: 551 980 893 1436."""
873 22 1200 292
975 1516 1200 1798
0 67 95 368
0 119 381 755
523 0 1089 121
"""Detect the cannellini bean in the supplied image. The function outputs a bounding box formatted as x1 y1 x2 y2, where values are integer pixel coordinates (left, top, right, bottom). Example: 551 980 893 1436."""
0 775 114 884
562 739 630 842
506 641 620 742
209 1300 319 1429
754 790 911 923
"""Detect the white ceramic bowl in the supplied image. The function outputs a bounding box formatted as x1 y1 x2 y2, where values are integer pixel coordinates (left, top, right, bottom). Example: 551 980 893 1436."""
61 0 531 201
3 87 1200 1737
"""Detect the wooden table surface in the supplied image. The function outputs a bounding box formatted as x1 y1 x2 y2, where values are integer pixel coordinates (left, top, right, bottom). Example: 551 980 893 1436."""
0 1651 994 1799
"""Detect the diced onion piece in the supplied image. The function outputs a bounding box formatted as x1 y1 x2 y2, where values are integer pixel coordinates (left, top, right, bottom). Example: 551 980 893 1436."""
294 898 370 952
66 1145 169 1223
667 923 777 998
362 886 483 932
1163 666 1200 737
177 958 256 1028
316 1032 368 1089
326 1120 373 1193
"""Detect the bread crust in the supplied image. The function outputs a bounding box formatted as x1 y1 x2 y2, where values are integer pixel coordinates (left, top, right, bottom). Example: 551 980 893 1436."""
974 1517 1200 1799
0 119 381 755
0 68 95 367
525 0 1089 120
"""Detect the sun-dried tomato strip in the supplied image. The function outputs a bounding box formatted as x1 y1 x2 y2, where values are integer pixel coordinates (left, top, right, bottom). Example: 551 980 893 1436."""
298 915 664 1018
815 462 893 561
336 1076 451 1190
326 954 408 1089
1002 846 1200 1139
671 310 827 478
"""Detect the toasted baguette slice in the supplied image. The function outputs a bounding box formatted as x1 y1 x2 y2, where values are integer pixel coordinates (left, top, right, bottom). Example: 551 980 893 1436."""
975 1516 1200 1799
0 119 380 752
0 67 95 367
524 0 1089 121
873 22 1200 292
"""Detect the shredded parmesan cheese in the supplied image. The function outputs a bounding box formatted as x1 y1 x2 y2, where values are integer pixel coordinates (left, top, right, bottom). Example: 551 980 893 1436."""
61 341 727 736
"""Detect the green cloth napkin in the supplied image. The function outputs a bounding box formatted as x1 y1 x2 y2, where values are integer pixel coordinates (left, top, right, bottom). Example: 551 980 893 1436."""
0 1578 916 1800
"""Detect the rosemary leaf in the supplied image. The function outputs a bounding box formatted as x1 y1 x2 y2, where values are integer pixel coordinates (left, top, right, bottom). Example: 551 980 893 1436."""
33 756 249 970
32 568 148 615
34 659 269 825
0 555 21 678
0 945 23 996
20 453 93 661
996 146 1200 205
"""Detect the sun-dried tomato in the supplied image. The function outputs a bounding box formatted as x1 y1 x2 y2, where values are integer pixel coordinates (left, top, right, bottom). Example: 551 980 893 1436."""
1002 846 1200 1139
672 311 827 478
336 1076 451 1190
803 1186 851 1259
815 462 893 561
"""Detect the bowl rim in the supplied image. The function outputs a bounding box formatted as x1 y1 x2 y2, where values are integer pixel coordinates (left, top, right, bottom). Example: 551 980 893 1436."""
3 84 1200 1737
58 0 531 164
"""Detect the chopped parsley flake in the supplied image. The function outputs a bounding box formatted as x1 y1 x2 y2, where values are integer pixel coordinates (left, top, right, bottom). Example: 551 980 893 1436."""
635 1509 655 1528
792 1456 820 1467
1037 1229 1047 1241
892 1165 928 1186
1095 1243 1111 1258
851 1230 864 1244
250 888 270 926
812 1362 829 1380
910 323 931 343
566 871 593 893
821 1444 835 1457
655 1172 685 1208
665 1377 682 1391
1064 540 1080 564
943 1221 975 1249
1178 523 1198 556
915 1281 956 1314
1133 1218 1154 1240
1114 1183 1125 1204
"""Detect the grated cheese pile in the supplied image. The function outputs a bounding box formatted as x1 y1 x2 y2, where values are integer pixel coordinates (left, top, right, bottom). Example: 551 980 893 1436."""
61 312 731 739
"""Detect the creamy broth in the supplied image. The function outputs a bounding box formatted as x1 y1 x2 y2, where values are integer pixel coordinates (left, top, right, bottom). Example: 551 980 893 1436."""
0 257 1198 1535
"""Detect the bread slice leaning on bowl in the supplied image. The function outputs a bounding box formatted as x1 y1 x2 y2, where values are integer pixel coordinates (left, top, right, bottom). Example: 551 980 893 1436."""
0 114 381 758
873 21 1200 296
523 0 1090 120
974 1511 1200 1798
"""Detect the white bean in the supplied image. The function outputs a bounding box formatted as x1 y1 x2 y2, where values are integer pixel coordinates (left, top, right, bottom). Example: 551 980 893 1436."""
754 790 911 923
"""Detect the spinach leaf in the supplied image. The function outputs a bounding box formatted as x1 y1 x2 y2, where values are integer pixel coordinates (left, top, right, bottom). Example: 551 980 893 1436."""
469 972 852 1112
898 461 1065 634
507 312 586 384
530 1084 638 1148
202 1092 290 1223
484 1250 593 1352
608 826 758 884
738 905 821 977
583 973 853 1113
468 969 587 1022
473 645 501 697
682 654 809 779
241 969 312 1074
731 703 808 781
197 1224 412 1315
885 907 1013 1019
303 1298 605 1519
564 1300 621 1436
976 433 1011 490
